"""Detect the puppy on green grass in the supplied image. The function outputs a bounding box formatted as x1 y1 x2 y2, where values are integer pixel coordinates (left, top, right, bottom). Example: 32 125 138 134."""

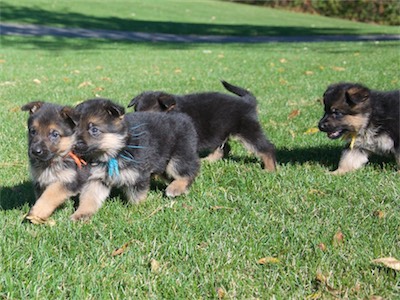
67 98 200 221
22 101 88 222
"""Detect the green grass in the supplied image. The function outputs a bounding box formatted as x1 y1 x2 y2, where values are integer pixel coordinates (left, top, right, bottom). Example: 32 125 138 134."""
1 1 400 298
1 0 399 36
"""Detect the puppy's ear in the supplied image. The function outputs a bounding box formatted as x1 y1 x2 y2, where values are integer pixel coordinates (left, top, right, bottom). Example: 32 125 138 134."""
60 106 79 128
104 102 125 119
21 101 44 114
127 96 139 109
158 94 176 111
345 85 370 106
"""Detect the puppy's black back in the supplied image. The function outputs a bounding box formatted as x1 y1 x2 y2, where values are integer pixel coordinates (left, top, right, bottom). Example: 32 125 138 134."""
123 112 199 176
370 90 400 148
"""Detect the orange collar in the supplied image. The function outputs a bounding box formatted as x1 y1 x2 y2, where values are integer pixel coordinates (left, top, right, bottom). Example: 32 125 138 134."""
67 151 87 169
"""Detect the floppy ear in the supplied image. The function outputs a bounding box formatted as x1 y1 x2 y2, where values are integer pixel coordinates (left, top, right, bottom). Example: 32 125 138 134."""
345 85 370 106
104 102 125 119
158 94 176 111
60 106 79 128
21 101 44 114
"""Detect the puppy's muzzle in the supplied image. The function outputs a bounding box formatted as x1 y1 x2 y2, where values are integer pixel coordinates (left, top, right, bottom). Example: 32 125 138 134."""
29 143 51 161
73 140 89 155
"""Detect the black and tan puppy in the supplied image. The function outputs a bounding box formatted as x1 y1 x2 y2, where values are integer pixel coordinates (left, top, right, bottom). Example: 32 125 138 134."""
22 101 88 221
318 82 400 174
128 81 276 171
68 98 200 221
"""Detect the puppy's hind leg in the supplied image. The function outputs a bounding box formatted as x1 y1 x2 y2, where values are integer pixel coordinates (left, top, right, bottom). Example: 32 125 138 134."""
202 142 230 162
237 121 276 171
332 148 369 175
165 157 199 197
70 181 110 221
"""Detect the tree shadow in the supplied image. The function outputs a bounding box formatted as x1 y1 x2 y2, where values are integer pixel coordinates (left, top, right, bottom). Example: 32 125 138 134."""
3 2 388 51
1 3 364 37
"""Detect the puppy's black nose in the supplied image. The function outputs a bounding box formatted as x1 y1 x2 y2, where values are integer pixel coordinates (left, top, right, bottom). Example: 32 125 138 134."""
32 146 43 155
318 122 326 131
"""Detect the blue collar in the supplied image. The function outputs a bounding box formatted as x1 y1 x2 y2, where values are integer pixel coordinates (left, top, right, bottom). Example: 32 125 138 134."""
107 157 120 178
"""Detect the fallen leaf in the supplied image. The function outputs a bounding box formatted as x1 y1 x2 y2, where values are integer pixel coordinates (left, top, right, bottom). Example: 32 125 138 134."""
182 203 193 211
373 210 385 219
280 58 287 63
288 109 300 119
307 291 322 299
279 78 288 85
216 287 226 299
93 87 104 92
174 68 182 73
305 70 314 75
372 257 400 270
332 66 345 71
304 127 319 134
150 258 161 273
9 106 20 112
317 243 327 252
78 81 93 88
333 230 344 246
111 242 130 256
0 81 16 86
258 257 280 265
0 59 6 63
370 296 384 300
33 79 41 84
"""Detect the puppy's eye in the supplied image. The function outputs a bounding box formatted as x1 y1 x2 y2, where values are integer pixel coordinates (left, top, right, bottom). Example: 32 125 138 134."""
88 124 101 137
331 110 343 119
29 128 37 136
49 130 60 141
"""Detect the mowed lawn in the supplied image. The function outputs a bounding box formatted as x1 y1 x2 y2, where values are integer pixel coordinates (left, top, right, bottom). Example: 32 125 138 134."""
0 1 399 299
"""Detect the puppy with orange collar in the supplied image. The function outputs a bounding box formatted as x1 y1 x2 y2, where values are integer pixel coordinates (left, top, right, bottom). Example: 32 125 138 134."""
22 101 88 221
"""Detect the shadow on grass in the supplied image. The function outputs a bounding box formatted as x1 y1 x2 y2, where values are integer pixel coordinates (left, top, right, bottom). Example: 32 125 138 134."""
0 181 35 210
1 3 364 37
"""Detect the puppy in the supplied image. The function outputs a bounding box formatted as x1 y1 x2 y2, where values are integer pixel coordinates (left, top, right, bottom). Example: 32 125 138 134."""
21 101 88 221
318 82 400 174
68 98 200 221
128 80 276 171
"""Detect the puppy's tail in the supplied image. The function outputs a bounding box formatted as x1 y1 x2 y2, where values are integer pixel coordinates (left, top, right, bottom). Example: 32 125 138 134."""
221 80 257 106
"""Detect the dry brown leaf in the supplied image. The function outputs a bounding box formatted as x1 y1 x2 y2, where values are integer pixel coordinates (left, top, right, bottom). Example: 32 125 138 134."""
78 81 93 88
288 109 300 119
9 106 20 112
370 296 384 300
332 66 345 71
111 242 130 256
372 257 400 270
216 287 226 299
317 243 327 252
280 58 287 63
305 70 314 75
373 210 385 219
333 231 344 246
258 257 280 265
150 258 161 273
33 79 41 84
304 127 319 134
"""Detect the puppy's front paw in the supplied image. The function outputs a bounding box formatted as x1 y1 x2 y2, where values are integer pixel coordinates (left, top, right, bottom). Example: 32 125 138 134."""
70 211 93 221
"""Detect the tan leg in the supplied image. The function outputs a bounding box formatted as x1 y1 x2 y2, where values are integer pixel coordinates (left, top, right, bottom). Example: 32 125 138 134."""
165 178 191 197
28 182 72 220
202 148 224 162
70 181 110 221
332 148 369 175
260 153 276 172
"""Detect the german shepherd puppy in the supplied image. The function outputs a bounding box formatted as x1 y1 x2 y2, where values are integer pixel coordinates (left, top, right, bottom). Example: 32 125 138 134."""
21 101 88 221
318 82 400 174
128 81 276 171
68 98 200 221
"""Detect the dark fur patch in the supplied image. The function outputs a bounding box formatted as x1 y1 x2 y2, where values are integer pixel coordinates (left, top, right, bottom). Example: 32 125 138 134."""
21 101 89 220
318 82 400 173
69 98 200 220
128 80 276 171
